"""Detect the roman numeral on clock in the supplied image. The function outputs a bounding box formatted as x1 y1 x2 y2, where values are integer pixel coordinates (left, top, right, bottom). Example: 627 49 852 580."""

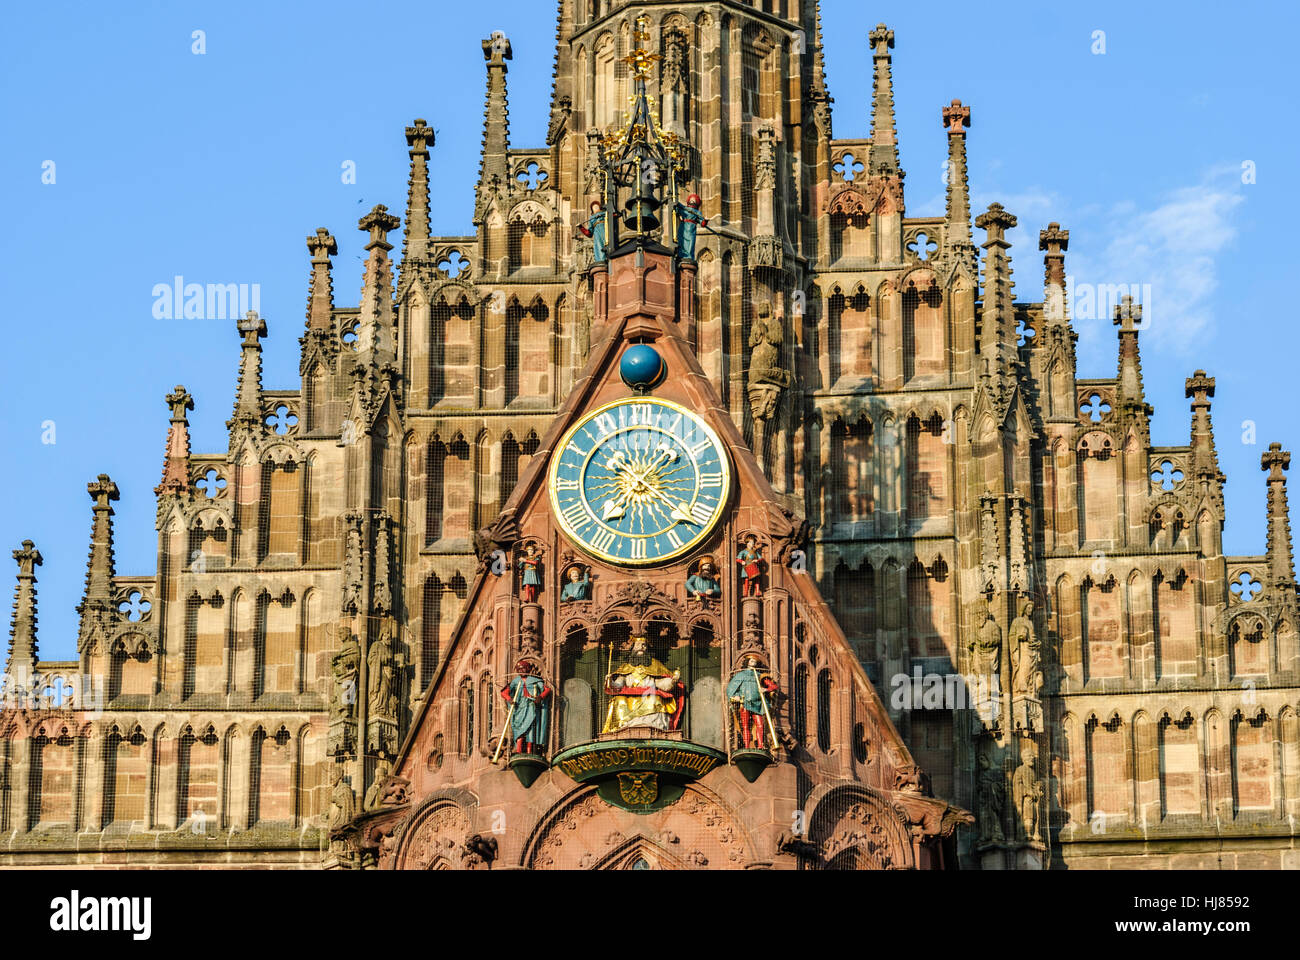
590 528 616 553
699 472 723 487
664 529 683 550
629 538 647 560
554 478 580 491
690 501 713 525
561 500 592 530
689 437 713 457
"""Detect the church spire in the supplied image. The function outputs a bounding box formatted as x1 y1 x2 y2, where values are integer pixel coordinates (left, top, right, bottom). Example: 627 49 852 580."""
7 540 42 675
78 474 119 617
868 23 899 173
305 228 337 333
809 2 833 136
1262 444 1296 590
155 385 193 497
401 119 434 263
1185 370 1225 516
1039 221 1069 324
478 32 512 193
941 99 973 256
1113 295 1146 407
357 204 401 358
229 310 267 434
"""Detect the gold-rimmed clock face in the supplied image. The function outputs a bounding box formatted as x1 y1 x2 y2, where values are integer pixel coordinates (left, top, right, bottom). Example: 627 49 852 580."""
548 398 730 566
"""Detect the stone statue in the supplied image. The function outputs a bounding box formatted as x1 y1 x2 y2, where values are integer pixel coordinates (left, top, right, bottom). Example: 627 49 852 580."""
969 598 1002 679
685 555 721 599
602 636 685 733
364 759 391 810
328 768 355 829
331 633 361 722
748 303 786 387
1012 751 1044 842
1009 599 1042 697
560 563 591 602
747 303 787 422
367 629 397 719
976 749 1005 844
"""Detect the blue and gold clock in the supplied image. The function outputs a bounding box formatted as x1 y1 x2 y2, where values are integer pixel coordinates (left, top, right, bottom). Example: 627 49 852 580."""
549 397 730 566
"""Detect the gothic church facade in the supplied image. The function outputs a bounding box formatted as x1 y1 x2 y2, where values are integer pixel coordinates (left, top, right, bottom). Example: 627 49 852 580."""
3 1 1298 870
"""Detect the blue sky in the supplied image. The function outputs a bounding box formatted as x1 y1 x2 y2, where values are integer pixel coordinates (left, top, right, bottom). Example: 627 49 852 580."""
3 1 1297 659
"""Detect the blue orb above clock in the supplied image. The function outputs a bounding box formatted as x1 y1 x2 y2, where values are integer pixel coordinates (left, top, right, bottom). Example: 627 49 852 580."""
620 344 667 391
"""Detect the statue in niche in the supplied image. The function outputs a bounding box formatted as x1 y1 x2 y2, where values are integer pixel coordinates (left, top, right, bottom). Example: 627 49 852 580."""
727 656 778 750
1009 599 1042 697
330 632 361 723
976 748 1005 844
602 636 685 733
561 563 592 602
686 555 721 599
364 759 391 810
1012 750 1044 843
500 660 552 756
748 303 787 389
736 535 766 598
517 542 543 603
367 628 398 720
328 768 355 829
969 598 1002 679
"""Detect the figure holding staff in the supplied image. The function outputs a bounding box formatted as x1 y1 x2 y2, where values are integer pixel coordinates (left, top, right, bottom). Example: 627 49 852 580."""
496 660 552 759
727 656 779 750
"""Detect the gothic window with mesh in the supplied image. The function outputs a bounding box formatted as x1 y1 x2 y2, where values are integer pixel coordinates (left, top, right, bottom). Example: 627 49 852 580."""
421 576 443 689
429 300 451 403
816 668 833 752
459 678 475 757
182 594 201 699
426 439 446 543
253 591 270 698
257 459 301 560
791 662 808 746
834 561 875 659
831 416 873 522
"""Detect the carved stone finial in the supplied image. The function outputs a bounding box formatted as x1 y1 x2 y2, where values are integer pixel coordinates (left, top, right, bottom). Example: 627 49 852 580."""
405 117 435 154
359 204 400 252
482 31 512 63
975 202 1017 241
1112 294 1142 332
307 227 337 260
869 23 895 53
942 99 970 133
1038 221 1068 255
1185 369 1215 404
1262 442 1291 483
166 385 194 422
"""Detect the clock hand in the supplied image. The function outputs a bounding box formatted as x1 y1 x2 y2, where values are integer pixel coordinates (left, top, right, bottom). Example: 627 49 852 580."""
644 484 695 525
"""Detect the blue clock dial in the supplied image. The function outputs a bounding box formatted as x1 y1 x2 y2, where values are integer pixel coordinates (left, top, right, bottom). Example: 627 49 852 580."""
549 397 730 566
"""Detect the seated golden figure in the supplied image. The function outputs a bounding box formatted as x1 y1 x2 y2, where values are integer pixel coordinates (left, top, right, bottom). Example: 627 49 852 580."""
602 636 686 733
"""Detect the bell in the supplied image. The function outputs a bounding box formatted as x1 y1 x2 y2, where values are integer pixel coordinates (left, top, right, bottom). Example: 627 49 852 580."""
622 195 660 233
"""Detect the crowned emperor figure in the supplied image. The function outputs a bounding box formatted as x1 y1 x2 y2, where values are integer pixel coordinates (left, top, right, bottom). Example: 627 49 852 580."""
602 636 685 734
